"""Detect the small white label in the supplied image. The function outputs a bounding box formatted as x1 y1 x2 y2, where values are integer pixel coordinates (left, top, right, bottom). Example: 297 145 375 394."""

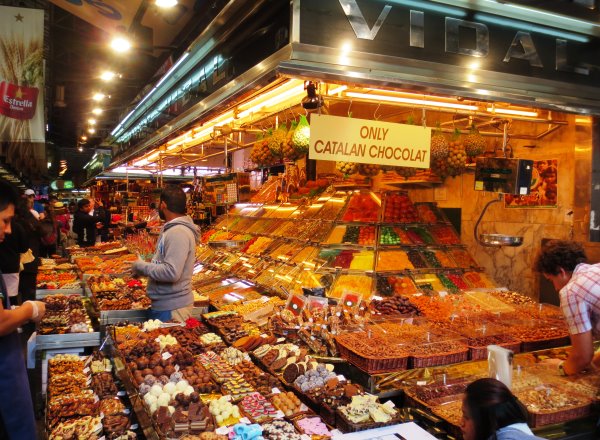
239 417 251 424
123 408 130 415
271 387 281 394
417 381 427 386
117 391 126 397
215 426 230 435
274 410 285 419
83 367 90 374
384 400 395 409
277 337 286 343
130 424 139 430
162 352 172 360
519 187 528 195
337 375 346 381
438 291 448 298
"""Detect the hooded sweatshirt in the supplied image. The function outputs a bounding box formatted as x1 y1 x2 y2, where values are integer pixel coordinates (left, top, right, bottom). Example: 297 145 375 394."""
132 215 200 311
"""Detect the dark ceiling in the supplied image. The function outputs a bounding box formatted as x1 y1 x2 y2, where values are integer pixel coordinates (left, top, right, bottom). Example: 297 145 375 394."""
0 0 225 185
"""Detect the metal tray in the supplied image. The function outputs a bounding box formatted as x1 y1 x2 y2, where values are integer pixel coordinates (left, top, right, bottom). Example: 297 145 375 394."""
479 234 523 247
33 331 101 350
36 287 84 298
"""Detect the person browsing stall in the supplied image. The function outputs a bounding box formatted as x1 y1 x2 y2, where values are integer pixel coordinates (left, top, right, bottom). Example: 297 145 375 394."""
73 198 103 247
0 180 46 440
132 185 199 322
462 378 544 440
535 240 600 375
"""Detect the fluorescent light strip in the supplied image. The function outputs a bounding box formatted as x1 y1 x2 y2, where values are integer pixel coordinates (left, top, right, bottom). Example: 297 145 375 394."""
237 84 305 118
328 85 348 96
345 91 478 111
486 107 538 117
389 0 466 17
473 13 589 43
504 2 600 30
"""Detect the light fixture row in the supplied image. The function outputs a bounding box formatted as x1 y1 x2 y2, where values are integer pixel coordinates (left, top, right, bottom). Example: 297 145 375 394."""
129 80 541 168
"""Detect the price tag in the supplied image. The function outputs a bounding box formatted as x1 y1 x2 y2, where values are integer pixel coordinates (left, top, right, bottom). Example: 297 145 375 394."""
271 387 281 394
285 294 306 316
274 410 285 419
384 400 396 409
130 424 139 430
337 375 346 382
417 381 427 386
162 352 172 360
238 417 251 424
83 367 90 375
277 337 286 343
117 391 126 397
340 292 361 309
438 291 448 298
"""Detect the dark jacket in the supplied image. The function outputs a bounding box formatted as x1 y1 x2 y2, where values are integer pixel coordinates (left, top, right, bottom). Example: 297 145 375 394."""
73 210 100 247
14 211 42 274
0 222 28 273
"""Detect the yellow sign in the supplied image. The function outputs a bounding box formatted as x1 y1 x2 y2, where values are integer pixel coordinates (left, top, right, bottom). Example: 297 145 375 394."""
309 114 431 168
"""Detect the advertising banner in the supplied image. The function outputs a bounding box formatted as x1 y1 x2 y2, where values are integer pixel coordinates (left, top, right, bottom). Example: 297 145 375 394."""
0 6 45 142
309 114 431 168
49 0 142 36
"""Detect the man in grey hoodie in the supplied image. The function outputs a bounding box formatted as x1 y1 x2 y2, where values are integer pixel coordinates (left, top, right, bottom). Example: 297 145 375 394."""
132 185 200 322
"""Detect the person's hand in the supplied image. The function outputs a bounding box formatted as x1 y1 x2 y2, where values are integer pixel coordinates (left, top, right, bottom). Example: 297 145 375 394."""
26 300 46 323
39 212 46 220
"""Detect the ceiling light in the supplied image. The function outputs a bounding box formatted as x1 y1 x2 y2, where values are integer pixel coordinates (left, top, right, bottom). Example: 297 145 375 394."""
88 127 96 134
345 91 479 111
92 93 105 102
92 107 103 115
110 36 132 53
100 71 116 82
486 106 538 117
77 146 83 152
81 135 88 141
88 118 96 125
155 0 177 7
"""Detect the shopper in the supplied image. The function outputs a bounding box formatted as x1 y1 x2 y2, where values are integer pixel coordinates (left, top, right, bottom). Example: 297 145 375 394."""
0 217 28 303
15 198 42 303
534 240 600 375
462 378 543 440
132 185 199 322
24 189 42 220
0 180 46 440
73 198 103 247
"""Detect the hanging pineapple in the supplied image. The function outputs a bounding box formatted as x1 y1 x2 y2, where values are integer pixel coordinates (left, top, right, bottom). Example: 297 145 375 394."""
464 124 487 157
446 129 466 177
283 121 301 161
251 132 276 167
268 124 287 159
430 123 449 163
291 114 310 156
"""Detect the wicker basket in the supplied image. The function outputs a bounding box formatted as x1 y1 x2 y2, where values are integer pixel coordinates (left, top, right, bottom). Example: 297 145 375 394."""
410 347 469 368
469 341 521 361
335 338 409 374
335 408 404 433
528 402 592 427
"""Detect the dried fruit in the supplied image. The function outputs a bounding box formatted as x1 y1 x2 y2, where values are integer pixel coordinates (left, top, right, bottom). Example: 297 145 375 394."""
358 163 380 176
395 167 417 179
336 161 358 175
250 133 277 167
446 140 466 177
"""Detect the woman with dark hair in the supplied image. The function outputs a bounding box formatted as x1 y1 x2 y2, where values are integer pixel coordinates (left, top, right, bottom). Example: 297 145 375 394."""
462 378 543 440
14 198 42 303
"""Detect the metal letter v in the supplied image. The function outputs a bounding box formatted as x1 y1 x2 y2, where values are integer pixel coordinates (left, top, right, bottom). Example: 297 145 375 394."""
339 0 392 40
